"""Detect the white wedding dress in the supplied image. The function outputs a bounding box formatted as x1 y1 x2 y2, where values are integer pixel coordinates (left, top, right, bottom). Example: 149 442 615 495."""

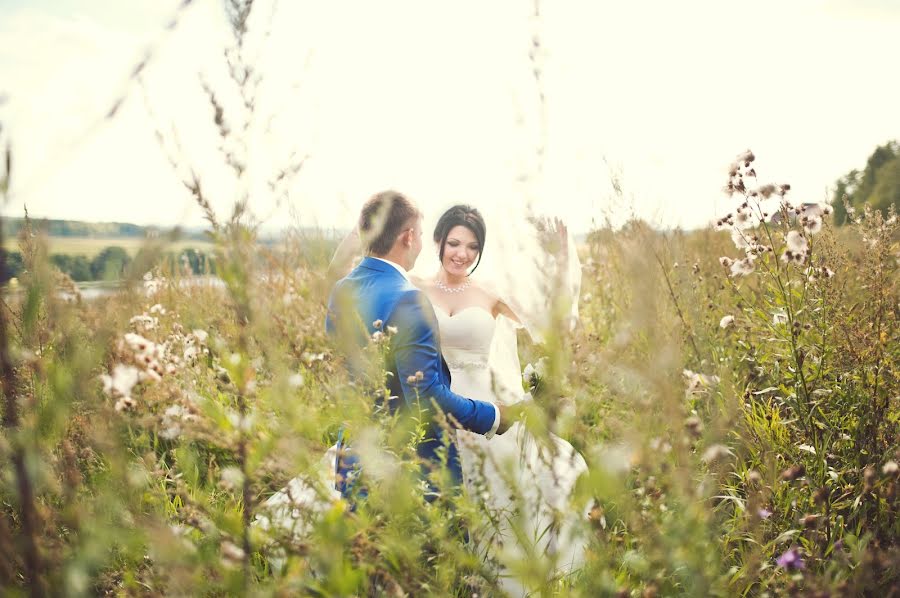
435 304 588 593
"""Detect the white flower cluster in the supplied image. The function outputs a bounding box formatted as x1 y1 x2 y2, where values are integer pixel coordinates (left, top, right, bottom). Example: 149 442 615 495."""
718 151 832 278
683 369 720 397
143 271 167 296
101 303 210 419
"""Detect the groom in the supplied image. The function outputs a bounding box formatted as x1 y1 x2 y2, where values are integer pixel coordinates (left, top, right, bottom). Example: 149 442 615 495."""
326 190 518 500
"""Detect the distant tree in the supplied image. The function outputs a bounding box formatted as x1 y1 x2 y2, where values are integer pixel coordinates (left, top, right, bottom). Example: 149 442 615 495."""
2 250 23 282
832 141 900 224
869 156 900 213
90 246 131 280
51 254 94 281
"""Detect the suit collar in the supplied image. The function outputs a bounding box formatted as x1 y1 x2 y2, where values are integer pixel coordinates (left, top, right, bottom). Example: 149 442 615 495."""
361 256 411 281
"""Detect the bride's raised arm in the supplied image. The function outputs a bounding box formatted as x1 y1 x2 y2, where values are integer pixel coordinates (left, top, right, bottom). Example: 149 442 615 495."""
325 227 362 287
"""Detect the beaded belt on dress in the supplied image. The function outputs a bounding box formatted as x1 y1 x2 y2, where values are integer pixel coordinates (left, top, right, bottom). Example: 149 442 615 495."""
447 359 489 370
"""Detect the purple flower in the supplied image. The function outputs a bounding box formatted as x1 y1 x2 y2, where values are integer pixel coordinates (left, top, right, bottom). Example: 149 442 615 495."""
776 547 805 570
757 508 772 520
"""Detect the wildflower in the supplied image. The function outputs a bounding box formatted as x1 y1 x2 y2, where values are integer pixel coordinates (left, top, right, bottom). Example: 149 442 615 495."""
822 203 833 215
301 352 325 365
801 514 819 528
114 396 136 412
719 315 735 329
702 444 731 463
797 444 817 455
101 364 140 399
730 257 755 277
780 250 806 266
371 331 384 343
415 370 424 381
288 373 304 388
821 267 834 279
757 184 777 199
734 208 753 229
773 311 789 325
718 257 734 268
149 303 166 315
191 329 208 344
124 333 155 356
757 507 772 519
785 230 808 253
183 343 199 362
129 314 158 330
883 461 899 476
683 369 720 395
738 149 755 165
780 464 805 481
386 325 398 335
685 415 703 436
406 375 417 385
776 547 804 570
219 466 245 490
802 215 823 234
863 465 876 491
731 228 750 250
372 319 383 329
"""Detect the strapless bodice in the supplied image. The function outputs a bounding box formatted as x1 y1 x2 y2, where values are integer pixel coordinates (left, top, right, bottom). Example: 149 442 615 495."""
434 306 495 372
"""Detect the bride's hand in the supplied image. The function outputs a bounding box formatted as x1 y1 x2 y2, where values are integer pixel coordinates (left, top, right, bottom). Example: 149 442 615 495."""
551 217 569 264
496 402 526 435
326 227 362 286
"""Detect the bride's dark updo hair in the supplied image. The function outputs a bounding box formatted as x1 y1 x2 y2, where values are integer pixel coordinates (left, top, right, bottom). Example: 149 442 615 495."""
433 205 486 275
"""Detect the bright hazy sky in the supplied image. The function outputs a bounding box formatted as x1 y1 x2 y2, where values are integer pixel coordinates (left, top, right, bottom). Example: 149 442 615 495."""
1 0 899 233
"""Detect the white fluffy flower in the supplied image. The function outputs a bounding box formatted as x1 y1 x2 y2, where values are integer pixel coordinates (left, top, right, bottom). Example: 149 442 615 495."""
114 396 136 412
719 315 735 329
702 444 732 463
683 369 720 396
124 333 155 356
773 311 789 325
219 466 245 490
191 329 208 344
786 231 808 253
101 364 140 399
730 257 755 277
734 209 753 229
129 314 158 330
803 216 823 234
731 228 751 249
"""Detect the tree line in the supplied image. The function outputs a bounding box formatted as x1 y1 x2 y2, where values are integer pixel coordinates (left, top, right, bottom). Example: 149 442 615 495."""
2 246 216 283
832 140 900 224
1 217 207 240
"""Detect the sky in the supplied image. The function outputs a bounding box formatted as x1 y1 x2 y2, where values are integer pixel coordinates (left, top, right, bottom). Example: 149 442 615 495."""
1 0 899 234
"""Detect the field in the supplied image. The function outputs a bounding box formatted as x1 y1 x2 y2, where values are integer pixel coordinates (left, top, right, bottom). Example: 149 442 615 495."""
1 168 898 596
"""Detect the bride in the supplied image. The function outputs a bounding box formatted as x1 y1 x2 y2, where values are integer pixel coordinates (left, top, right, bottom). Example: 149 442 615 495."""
411 205 587 591
260 202 587 590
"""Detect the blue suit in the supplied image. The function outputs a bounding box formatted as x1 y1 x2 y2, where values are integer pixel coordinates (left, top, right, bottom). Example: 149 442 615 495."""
326 257 497 497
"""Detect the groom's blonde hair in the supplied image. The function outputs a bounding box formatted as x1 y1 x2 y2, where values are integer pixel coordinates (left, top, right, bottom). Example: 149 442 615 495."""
359 190 420 256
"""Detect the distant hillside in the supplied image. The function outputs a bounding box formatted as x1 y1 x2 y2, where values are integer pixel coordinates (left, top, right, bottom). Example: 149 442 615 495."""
1 217 208 240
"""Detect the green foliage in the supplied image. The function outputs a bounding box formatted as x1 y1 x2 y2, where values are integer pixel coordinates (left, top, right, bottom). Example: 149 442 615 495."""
832 140 900 224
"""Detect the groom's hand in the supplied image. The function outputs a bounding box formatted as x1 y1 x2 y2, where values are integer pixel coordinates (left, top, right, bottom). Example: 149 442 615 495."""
496 402 526 435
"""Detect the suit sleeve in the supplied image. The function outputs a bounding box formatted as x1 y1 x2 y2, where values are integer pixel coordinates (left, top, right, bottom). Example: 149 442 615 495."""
390 290 497 435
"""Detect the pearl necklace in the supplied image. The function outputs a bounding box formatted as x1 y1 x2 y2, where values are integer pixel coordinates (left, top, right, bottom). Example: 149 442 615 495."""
436 277 471 294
